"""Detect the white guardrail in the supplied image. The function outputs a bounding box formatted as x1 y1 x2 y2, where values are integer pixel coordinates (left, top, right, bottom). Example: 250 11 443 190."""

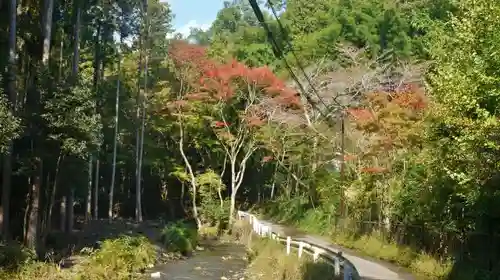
237 210 358 280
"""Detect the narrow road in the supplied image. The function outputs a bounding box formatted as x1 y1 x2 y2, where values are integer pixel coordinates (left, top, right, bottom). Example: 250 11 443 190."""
150 240 248 280
149 217 417 280
257 219 417 280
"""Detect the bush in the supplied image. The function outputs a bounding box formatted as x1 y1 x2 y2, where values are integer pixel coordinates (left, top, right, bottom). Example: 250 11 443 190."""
0 242 36 271
0 235 157 280
76 235 156 280
159 221 198 255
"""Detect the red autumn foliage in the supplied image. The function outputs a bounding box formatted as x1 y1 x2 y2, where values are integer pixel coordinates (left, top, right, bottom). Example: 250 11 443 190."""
213 121 229 128
347 83 427 123
169 41 301 112
347 108 375 122
199 60 301 104
346 83 427 174
391 91 427 110
168 40 216 88
168 40 215 72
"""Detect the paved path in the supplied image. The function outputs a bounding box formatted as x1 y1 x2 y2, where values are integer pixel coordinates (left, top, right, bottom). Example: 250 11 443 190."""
258 219 417 280
149 240 248 280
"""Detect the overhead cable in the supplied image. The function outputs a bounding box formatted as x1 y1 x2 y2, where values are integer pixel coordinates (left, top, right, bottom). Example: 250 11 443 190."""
247 0 332 119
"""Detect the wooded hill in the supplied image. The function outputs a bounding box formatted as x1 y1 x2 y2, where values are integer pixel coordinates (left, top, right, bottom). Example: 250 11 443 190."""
1 0 499 279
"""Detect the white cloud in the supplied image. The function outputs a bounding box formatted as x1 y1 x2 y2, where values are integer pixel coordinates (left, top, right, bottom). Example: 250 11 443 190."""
174 20 211 38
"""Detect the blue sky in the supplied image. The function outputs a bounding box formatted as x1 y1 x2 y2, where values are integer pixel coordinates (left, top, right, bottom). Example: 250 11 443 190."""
163 0 225 37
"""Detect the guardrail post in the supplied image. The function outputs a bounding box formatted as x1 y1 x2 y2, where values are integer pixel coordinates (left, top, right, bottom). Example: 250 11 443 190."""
313 248 319 262
286 236 291 255
298 241 304 258
262 225 268 237
238 211 358 280
334 257 340 276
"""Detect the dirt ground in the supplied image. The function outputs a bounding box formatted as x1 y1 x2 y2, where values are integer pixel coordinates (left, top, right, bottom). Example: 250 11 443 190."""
149 238 248 280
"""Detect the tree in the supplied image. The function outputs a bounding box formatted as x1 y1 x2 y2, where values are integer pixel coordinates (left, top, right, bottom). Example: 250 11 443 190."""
168 41 300 224
1 0 19 239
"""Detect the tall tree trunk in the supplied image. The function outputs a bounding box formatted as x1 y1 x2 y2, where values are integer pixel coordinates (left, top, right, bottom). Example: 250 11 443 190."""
134 20 144 223
60 195 66 231
66 188 74 232
93 168 99 219
66 0 81 231
23 177 31 242
90 9 102 222
43 153 62 241
26 0 54 255
109 39 121 221
178 119 201 228
89 158 99 221
86 157 93 223
218 156 227 209
58 39 64 79
26 163 43 251
136 51 148 223
1 0 17 240
41 0 54 66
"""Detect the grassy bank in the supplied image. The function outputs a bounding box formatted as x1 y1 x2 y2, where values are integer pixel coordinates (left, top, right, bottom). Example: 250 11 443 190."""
0 235 157 280
232 220 339 280
0 220 202 280
258 206 453 280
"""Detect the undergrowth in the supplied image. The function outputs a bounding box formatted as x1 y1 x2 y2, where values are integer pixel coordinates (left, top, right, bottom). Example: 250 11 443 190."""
159 220 198 256
0 235 156 280
76 235 156 279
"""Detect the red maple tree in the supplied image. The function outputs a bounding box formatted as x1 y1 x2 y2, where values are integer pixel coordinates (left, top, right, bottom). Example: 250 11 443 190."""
167 41 301 224
346 83 427 174
168 40 301 126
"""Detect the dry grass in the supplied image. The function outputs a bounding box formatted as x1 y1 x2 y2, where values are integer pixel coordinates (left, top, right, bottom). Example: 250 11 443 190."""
231 220 338 280
245 238 337 280
331 231 452 279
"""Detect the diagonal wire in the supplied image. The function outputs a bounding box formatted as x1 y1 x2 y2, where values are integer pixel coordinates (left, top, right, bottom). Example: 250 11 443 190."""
264 0 346 111
247 0 334 121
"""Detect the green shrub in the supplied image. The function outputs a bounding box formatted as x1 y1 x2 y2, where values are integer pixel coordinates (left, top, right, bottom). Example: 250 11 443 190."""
159 221 198 255
77 235 156 280
0 235 157 280
0 242 36 271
